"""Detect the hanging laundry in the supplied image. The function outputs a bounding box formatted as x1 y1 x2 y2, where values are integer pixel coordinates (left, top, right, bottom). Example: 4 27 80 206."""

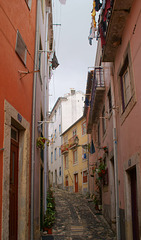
84 97 90 106
59 0 66 4
91 1 96 28
99 23 106 47
95 0 102 11
52 51 59 70
103 0 111 21
90 139 95 154
102 0 106 9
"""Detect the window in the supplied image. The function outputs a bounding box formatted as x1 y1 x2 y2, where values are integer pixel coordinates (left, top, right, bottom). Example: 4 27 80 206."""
15 30 27 65
120 56 132 111
25 0 32 9
108 87 112 113
59 148 61 156
64 155 68 169
51 152 53 163
73 150 78 164
59 124 61 134
102 106 106 135
55 129 57 138
82 148 87 161
59 167 61 176
118 44 136 122
54 148 57 160
72 128 77 136
83 171 88 183
82 121 86 135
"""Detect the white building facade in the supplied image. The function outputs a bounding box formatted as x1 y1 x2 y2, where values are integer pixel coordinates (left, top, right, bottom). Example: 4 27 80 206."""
48 89 85 188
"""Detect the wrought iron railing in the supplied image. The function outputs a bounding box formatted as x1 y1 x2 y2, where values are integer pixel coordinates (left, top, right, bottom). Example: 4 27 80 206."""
90 67 104 120
68 135 79 149
61 143 69 154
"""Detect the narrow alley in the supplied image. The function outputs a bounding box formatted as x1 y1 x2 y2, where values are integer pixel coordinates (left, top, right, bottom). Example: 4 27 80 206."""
42 188 116 240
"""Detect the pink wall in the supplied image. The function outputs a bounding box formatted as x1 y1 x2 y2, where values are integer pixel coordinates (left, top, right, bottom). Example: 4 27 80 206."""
114 0 141 209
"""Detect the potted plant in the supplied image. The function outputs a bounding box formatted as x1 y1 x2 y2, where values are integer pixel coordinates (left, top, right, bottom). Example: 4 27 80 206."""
103 146 108 154
36 137 47 149
43 203 55 234
43 187 56 234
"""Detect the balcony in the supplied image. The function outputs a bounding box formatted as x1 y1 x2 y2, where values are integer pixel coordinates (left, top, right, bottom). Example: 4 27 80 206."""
61 143 69 154
88 67 105 130
102 0 134 62
68 135 79 149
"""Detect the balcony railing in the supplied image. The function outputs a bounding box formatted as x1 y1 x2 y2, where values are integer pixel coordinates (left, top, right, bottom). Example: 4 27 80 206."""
68 135 79 149
61 143 69 154
89 67 105 125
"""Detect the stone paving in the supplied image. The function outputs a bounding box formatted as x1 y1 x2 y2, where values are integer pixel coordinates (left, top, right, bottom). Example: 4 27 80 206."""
42 188 116 240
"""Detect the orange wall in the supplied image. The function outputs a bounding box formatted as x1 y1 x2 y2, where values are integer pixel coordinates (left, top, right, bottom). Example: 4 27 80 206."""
0 0 36 238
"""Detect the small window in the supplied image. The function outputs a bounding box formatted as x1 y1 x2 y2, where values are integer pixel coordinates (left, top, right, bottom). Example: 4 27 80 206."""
59 167 61 176
72 128 77 136
64 155 68 169
55 129 57 138
120 56 132 111
73 150 78 164
59 124 61 134
54 148 57 160
82 121 86 135
51 152 53 163
82 148 87 160
11 127 18 142
59 148 61 156
15 30 27 65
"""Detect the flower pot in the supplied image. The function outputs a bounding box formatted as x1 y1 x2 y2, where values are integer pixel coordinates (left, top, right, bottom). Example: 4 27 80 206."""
47 228 52 234
43 227 52 234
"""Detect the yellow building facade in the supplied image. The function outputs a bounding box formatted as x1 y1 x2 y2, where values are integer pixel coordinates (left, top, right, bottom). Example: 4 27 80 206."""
61 116 88 194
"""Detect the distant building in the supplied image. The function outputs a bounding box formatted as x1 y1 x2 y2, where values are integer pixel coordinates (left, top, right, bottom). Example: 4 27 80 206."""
48 89 85 188
61 116 88 194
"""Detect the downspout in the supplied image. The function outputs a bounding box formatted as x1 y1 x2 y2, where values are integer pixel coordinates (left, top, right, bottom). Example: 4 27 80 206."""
87 134 90 193
110 63 121 240
44 6 50 212
31 0 40 239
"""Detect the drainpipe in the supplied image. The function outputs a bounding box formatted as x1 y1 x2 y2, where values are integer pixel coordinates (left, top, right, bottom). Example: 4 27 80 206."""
87 134 90 193
31 0 40 239
44 7 50 212
110 63 121 240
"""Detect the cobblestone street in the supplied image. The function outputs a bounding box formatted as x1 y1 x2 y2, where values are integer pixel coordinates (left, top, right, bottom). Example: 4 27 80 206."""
42 188 116 240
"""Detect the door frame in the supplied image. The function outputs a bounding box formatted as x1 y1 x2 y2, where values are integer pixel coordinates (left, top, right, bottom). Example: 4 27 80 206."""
2 100 30 240
124 153 141 240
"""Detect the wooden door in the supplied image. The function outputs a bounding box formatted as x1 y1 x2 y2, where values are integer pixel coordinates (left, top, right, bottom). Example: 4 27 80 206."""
130 168 139 240
74 174 78 193
9 139 19 240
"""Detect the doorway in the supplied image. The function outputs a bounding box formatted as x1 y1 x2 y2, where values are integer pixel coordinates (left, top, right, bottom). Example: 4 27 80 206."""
130 167 139 240
74 173 78 193
9 137 19 240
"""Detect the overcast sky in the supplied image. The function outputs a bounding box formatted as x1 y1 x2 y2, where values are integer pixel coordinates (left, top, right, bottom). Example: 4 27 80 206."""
49 0 97 110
